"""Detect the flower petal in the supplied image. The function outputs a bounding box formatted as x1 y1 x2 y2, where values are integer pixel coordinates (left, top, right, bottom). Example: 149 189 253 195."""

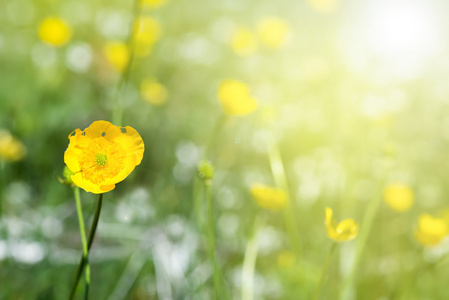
113 125 145 165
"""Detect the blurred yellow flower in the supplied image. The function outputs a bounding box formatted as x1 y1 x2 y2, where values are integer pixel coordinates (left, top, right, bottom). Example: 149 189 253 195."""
383 184 414 212
38 17 72 47
140 78 168 105
218 79 258 116
134 17 162 57
0 130 26 162
250 183 287 211
142 0 168 9
277 250 296 268
230 28 257 56
64 120 144 194
325 207 358 242
414 214 448 246
257 17 290 49
104 42 130 72
306 0 339 14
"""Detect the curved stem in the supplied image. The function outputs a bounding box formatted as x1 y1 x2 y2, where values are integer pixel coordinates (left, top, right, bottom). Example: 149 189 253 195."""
69 193 104 300
241 215 263 300
266 136 301 254
313 242 337 300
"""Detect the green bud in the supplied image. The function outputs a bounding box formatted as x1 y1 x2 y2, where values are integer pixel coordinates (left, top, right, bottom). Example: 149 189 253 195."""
58 165 75 186
197 160 214 184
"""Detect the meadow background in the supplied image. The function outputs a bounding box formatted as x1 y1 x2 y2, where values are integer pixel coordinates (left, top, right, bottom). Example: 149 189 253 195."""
2 0 449 299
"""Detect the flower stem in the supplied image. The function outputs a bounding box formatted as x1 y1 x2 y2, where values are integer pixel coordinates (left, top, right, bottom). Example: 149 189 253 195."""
266 136 301 254
241 215 263 300
313 242 337 300
69 193 103 300
205 182 224 299
73 187 90 299
111 0 142 126
339 190 382 299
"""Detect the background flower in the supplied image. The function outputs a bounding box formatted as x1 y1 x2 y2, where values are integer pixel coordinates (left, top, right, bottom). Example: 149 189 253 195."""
250 183 287 211
38 17 72 47
383 183 414 212
325 207 358 242
414 214 449 246
217 79 258 116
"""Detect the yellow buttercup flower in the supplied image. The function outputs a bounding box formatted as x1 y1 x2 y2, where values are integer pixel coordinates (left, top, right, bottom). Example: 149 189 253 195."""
0 130 26 162
325 207 358 242
133 17 162 57
104 41 130 72
257 17 290 49
142 0 168 9
306 0 339 14
218 79 258 116
383 184 414 212
140 78 168 105
38 17 72 47
250 183 287 211
64 121 144 194
230 28 257 56
415 214 448 246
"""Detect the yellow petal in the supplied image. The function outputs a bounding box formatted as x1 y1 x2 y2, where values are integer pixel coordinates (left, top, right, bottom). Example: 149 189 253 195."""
336 219 359 241
383 184 414 212
325 207 339 240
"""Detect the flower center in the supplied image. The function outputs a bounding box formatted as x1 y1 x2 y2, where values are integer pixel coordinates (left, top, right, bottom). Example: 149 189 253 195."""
95 153 108 166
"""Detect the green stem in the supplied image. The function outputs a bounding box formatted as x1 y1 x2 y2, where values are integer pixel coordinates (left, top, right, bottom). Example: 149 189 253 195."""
69 193 104 300
74 187 90 299
241 215 263 300
266 136 301 254
112 0 142 126
205 183 223 299
313 242 337 300
339 191 382 299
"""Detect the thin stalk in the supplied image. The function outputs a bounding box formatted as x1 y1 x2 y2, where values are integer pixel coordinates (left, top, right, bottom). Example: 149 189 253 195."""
69 193 104 300
266 137 301 254
111 0 143 126
205 183 223 299
339 191 382 300
74 187 90 299
241 215 263 300
313 242 337 300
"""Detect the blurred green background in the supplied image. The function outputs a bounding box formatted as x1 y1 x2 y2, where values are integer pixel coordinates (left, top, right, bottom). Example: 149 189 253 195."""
2 0 449 299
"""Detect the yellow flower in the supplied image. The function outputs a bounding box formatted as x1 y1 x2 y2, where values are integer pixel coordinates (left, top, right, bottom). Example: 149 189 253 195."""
383 184 414 212
104 41 130 72
142 0 168 9
250 183 287 211
325 207 358 242
415 214 448 246
64 121 144 194
133 17 162 57
230 28 257 56
257 17 290 49
140 78 168 105
306 0 339 14
38 17 72 47
218 79 258 116
0 130 26 162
